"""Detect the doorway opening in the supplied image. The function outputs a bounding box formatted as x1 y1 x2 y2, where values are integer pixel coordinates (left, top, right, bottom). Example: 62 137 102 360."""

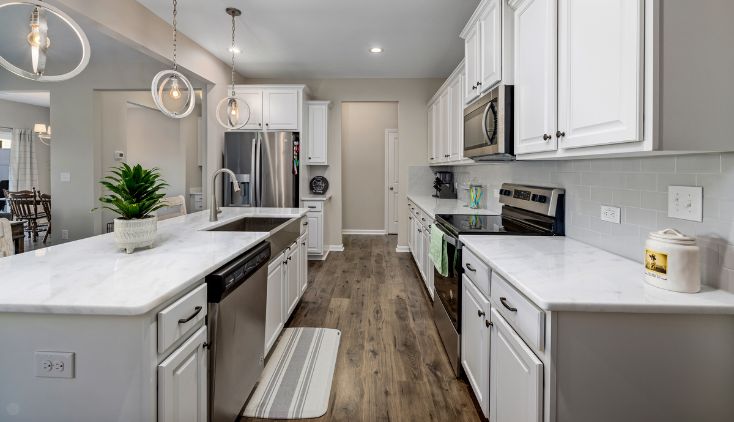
340 101 398 235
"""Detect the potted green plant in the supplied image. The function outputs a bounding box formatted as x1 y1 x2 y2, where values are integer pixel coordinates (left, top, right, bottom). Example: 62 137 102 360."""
97 163 168 253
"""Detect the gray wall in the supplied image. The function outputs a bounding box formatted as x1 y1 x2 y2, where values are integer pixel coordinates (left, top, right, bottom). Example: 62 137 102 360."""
445 153 734 292
0 99 51 194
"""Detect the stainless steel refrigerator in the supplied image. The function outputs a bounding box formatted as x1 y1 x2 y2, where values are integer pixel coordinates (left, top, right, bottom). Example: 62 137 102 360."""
223 131 299 207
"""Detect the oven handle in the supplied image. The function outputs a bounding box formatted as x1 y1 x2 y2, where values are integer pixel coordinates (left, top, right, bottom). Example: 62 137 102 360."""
442 233 457 247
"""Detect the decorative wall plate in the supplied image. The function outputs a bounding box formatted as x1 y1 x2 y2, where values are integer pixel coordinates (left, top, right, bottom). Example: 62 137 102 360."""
310 176 329 195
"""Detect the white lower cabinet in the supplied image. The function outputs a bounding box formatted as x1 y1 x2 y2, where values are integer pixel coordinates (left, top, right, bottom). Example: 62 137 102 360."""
304 201 325 257
407 200 436 299
158 325 208 422
461 275 491 418
489 308 543 422
299 233 308 294
285 245 300 317
421 224 434 299
265 252 285 354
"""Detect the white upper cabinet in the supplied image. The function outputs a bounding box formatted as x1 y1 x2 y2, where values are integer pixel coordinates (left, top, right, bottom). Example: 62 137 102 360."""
234 85 305 132
479 0 502 91
557 0 643 150
264 88 300 130
512 0 557 155
448 72 465 161
464 25 481 103
427 61 466 165
237 88 264 130
306 101 329 165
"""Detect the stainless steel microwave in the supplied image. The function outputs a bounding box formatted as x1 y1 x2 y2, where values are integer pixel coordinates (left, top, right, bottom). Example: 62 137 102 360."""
463 85 514 160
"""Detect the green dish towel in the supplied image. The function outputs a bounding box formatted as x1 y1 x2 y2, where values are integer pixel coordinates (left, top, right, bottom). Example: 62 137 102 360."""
430 224 448 277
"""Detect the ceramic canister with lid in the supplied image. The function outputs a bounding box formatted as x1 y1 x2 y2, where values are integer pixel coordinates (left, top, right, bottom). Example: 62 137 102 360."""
644 228 701 293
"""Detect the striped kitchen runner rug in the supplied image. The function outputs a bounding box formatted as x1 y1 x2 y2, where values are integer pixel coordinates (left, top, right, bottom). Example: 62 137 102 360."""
242 327 341 419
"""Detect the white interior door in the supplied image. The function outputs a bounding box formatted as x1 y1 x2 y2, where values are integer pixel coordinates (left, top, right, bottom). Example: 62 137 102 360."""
557 0 643 149
385 129 399 234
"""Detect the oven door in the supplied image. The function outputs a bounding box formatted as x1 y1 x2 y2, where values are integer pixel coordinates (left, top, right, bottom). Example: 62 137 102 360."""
433 234 461 332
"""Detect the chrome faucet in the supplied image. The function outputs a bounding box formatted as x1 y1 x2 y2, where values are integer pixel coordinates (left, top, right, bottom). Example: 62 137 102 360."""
209 168 241 222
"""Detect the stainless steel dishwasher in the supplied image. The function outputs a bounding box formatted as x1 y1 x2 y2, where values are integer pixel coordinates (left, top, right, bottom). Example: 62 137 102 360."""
206 241 271 422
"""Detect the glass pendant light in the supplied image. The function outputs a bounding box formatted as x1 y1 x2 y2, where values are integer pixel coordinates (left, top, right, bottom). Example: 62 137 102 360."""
151 0 195 119
216 7 249 130
0 0 91 81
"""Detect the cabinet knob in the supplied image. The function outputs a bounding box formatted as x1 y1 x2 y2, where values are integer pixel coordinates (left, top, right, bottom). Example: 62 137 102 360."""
471 85 477 90
258 123 262 127
543 133 552 141
477 81 482 86
265 123 270 126
485 320 493 328
308 156 312 159
556 131 566 138
477 309 486 318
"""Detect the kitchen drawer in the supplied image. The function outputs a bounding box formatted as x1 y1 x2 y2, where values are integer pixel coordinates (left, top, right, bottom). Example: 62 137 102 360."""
462 247 490 298
490 272 545 352
158 283 207 354
303 201 323 212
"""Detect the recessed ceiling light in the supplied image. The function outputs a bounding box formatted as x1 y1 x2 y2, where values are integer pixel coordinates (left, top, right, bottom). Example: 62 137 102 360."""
229 46 241 54
369 47 383 54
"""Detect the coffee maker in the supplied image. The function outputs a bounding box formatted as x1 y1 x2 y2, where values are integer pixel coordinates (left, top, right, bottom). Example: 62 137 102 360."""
433 171 457 199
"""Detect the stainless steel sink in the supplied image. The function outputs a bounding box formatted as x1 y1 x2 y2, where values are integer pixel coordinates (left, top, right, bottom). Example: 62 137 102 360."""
208 217 292 233
207 216 301 261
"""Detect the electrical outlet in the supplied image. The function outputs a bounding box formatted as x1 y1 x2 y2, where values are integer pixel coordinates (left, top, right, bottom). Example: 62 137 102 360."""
35 351 74 378
600 205 621 224
668 186 703 222
61 229 69 240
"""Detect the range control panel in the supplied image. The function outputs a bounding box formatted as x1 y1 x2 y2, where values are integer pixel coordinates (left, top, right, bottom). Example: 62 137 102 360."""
499 183 565 217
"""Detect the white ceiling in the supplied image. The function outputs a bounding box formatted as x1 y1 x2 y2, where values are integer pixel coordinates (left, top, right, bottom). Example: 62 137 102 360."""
0 91 50 107
136 0 479 79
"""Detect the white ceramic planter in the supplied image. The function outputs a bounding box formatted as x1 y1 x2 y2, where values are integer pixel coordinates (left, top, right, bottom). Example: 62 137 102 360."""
114 216 157 254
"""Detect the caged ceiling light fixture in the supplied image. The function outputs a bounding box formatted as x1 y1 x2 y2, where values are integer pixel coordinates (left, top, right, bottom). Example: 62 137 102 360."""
151 0 195 119
0 0 91 82
215 7 250 130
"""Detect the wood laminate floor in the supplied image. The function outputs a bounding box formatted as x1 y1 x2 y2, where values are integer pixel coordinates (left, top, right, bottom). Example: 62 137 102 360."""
243 234 481 422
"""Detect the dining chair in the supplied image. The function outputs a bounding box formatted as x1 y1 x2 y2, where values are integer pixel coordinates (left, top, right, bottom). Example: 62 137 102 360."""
158 195 188 221
4 189 47 241
38 193 52 243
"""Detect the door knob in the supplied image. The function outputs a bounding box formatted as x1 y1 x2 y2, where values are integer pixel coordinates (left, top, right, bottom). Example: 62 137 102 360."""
556 131 566 138
543 134 552 141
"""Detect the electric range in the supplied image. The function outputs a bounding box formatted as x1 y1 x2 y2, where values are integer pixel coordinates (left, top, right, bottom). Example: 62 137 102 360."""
432 183 565 376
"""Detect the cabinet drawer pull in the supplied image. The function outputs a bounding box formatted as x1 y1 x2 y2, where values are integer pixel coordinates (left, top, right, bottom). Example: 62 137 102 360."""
485 320 492 328
477 310 485 318
500 297 517 312
178 306 202 324
307 206 317 209
417 229 422 233
303 221 309 226
465 263 476 272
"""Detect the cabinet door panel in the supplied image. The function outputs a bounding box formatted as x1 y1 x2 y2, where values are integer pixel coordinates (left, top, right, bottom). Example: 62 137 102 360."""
465 25 481 103
307 213 323 254
307 103 328 164
299 234 308 294
237 89 263 130
513 0 557 154
265 255 285 354
158 326 207 422
557 0 643 149
490 309 543 422
439 90 450 160
264 89 299 130
286 246 300 317
431 102 442 162
461 276 490 417
449 72 465 161
480 0 502 91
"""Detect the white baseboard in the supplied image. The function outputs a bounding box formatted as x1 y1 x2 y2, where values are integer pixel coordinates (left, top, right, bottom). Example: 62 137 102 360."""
341 229 387 235
308 249 330 261
328 244 344 252
395 245 410 253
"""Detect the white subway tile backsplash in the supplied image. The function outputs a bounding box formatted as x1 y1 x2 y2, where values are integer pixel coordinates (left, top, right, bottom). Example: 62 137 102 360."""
439 152 734 291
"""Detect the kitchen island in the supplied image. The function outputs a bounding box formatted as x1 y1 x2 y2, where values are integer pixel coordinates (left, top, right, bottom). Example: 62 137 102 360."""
0 207 308 422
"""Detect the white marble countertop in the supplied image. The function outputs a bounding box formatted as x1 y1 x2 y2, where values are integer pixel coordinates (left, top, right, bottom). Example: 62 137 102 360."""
0 207 307 316
301 193 332 201
460 236 734 314
407 194 500 219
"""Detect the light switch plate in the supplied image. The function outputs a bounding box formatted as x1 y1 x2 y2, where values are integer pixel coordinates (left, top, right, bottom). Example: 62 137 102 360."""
60 172 71 182
35 351 75 378
668 186 703 222
600 205 621 224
